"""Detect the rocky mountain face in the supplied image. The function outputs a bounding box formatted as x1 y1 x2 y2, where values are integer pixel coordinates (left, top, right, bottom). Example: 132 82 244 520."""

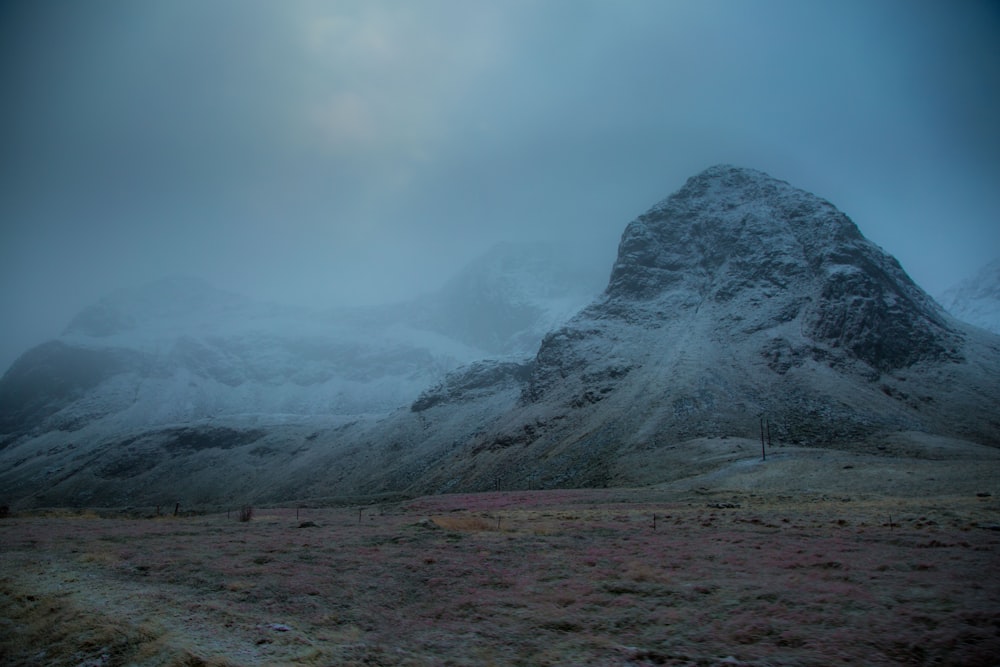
379 165 998 495
937 259 1000 335
2 166 998 509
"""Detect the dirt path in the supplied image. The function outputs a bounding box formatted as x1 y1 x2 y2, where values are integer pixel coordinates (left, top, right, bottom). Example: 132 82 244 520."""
0 551 318 666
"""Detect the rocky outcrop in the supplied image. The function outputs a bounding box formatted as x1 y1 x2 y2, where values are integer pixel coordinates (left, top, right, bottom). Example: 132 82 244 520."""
411 360 533 412
438 165 999 490
0 341 146 438
604 165 959 371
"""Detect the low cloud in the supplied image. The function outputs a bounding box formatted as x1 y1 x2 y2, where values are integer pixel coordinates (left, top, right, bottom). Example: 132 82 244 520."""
1 0 998 370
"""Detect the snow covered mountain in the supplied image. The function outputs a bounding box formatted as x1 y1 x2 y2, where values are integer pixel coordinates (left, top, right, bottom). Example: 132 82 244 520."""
2 166 998 508
0 243 600 443
352 165 999 495
0 289 464 440
0 279 439 438
937 259 1000 334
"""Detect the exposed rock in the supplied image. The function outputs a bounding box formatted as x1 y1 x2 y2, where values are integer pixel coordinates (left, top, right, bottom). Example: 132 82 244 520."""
0 341 146 437
400 165 1000 493
605 164 959 371
411 360 533 412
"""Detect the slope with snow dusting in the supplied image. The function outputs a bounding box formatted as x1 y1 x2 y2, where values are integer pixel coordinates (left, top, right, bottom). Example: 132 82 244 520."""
397 165 1000 493
938 259 1000 335
0 244 600 506
2 167 997 507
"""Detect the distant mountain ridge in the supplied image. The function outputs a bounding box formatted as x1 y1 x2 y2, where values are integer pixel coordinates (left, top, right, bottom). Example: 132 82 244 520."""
0 244 602 439
1 166 997 508
406 242 606 356
937 259 1000 334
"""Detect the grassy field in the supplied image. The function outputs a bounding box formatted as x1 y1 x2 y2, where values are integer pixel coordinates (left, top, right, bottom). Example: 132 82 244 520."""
1 488 999 666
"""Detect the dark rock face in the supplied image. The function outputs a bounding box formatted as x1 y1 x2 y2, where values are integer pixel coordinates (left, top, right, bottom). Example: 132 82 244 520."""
606 165 850 300
603 164 959 372
158 426 265 453
0 342 143 438
412 360 533 412
805 262 961 372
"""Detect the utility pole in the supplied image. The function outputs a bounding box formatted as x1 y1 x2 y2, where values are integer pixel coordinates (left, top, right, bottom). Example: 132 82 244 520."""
760 417 766 461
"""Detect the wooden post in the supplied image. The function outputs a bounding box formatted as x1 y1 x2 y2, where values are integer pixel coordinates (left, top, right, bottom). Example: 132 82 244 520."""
760 418 766 461
174 502 180 517
766 418 772 447
358 507 363 524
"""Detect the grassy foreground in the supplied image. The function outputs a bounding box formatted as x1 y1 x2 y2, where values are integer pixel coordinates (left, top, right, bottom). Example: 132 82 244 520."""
1 488 999 666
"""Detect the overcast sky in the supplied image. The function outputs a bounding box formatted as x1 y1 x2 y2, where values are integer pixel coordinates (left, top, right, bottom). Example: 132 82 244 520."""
1 0 998 370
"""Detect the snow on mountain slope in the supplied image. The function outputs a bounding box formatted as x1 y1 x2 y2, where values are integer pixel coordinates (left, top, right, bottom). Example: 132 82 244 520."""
4 166 997 508
389 165 1000 494
937 259 1000 334
0 281 462 441
0 242 602 507
0 243 598 439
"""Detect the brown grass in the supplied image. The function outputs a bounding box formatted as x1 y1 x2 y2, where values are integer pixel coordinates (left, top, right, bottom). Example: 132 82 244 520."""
429 514 499 531
2 489 999 665
0 589 167 666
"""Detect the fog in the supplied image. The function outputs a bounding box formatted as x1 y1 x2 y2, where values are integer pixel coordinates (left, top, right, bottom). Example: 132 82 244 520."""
2 0 998 372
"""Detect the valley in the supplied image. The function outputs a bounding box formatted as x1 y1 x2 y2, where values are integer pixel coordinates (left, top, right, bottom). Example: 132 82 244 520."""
2 165 999 665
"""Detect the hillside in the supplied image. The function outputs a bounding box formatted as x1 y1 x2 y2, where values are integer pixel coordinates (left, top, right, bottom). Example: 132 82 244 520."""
1 166 998 509
0 244 600 508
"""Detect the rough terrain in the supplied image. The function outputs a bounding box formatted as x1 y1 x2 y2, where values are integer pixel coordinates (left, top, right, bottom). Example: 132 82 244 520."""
2 458 999 666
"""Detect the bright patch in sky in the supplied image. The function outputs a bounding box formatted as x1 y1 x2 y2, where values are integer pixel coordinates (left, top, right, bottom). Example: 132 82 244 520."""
1 0 998 370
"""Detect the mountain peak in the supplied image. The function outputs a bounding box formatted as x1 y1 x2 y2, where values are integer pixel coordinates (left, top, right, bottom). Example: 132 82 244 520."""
598 165 956 373
61 276 253 338
649 164 832 213
608 165 862 300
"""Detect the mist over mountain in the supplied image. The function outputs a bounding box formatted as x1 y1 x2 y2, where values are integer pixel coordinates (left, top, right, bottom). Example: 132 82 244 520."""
1 166 997 509
396 242 607 357
0 243 600 440
937 259 1000 335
